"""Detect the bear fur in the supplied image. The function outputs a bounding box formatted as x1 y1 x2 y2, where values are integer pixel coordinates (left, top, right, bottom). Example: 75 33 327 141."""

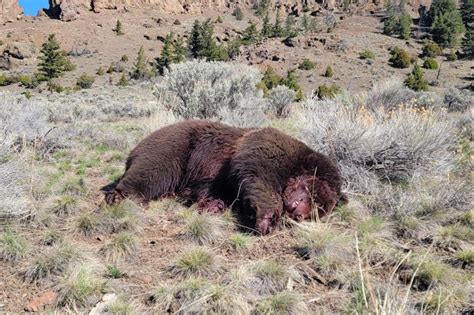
102 120 346 235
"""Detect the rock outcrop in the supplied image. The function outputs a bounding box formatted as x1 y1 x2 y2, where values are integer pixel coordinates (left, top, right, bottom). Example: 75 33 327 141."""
0 0 23 23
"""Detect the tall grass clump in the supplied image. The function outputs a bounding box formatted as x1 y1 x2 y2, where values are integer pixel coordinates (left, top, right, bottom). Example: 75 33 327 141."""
181 211 230 245
170 246 220 278
154 60 266 124
0 228 29 262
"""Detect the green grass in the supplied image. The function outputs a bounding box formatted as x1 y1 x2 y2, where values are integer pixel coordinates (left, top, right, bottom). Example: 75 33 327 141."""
255 291 308 314
106 265 126 279
182 211 228 245
0 229 29 262
228 233 251 251
24 243 82 282
100 200 140 233
51 195 79 216
359 49 376 60
455 250 474 266
100 232 137 262
171 246 218 278
105 296 134 314
56 264 106 308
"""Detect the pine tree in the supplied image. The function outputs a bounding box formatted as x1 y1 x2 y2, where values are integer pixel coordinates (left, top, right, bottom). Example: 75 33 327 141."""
262 13 272 38
189 20 204 58
284 15 298 37
156 33 175 75
405 63 428 91
428 0 457 25
432 11 466 48
461 0 474 58
131 46 148 80
172 36 187 63
272 11 284 37
398 12 412 39
38 34 68 85
242 22 259 44
114 19 124 35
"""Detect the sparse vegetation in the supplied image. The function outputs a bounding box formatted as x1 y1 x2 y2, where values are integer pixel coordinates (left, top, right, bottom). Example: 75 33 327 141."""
389 46 412 68
359 49 376 59
298 58 315 70
76 73 95 89
423 57 439 69
422 40 443 57
316 84 341 99
0 229 28 262
100 232 137 262
114 19 124 35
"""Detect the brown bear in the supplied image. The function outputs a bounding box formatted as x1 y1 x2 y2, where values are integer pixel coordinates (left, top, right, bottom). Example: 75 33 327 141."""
102 120 346 235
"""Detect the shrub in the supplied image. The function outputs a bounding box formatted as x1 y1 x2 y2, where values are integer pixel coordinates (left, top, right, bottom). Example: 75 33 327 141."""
216 16 223 23
76 73 95 89
389 47 411 68
423 57 439 69
117 74 128 87
298 58 315 70
359 50 376 59
324 65 334 77
156 60 263 120
0 73 14 86
96 67 105 75
316 84 341 99
446 51 458 61
233 7 244 20
422 40 443 57
121 55 129 62
267 85 295 117
294 82 456 183
405 64 429 91
444 87 473 112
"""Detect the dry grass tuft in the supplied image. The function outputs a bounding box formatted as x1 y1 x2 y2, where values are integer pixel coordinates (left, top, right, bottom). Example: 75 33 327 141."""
50 195 80 216
99 200 141 233
23 242 83 282
228 233 252 252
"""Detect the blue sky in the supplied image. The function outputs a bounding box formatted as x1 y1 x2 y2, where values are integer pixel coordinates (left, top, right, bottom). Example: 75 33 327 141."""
19 0 49 16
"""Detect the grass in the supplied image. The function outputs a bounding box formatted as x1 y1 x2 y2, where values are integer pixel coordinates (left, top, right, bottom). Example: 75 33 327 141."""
0 229 28 262
170 246 218 278
106 265 126 279
228 233 251 251
255 291 308 314
105 296 135 314
50 194 79 216
61 175 87 196
40 229 61 246
56 264 106 308
155 278 249 314
181 211 229 245
455 250 474 266
23 243 82 282
100 200 140 233
74 212 100 235
100 232 137 262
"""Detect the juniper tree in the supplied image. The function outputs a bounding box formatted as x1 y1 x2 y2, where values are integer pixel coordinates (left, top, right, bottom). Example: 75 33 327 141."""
262 13 272 38
242 22 259 44
284 15 298 37
272 11 284 37
428 0 457 25
405 63 428 91
172 36 187 63
432 11 466 48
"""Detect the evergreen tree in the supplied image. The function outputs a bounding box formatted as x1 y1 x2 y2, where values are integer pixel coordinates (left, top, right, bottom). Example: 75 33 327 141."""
233 7 244 21
114 19 124 35
262 66 282 90
398 12 412 39
38 34 68 85
383 4 399 35
405 63 428 91
200 20 219 59
172 36 187 63
428 0 457 25
461 0 474 58
281 69 303 101
301 13 311 33
131 46 148 80
261 13 272 38
272 11 284 37
156 33 174 75
242 22 259 44
284 15 298 37
255 0 269 16
189 20 204 58
432 11 466 48
117 73 129 87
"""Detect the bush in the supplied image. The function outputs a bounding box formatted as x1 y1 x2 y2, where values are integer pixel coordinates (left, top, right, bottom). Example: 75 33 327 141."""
324 65 334 77
444 87 473 112
298 59 315 70
96 67 105 75
0 73 14 86
155 60 263 120
446 51 458 61
423 57 439 69
121 55 129 62
405 64 429 91
294 80 455 183
316 84 341 99
233 7 244 21
117 74 128 87
422 40 443 57
389 47 411 68
267 85 295 117
359 50 376 59
18 74 39 89
76 73 95 89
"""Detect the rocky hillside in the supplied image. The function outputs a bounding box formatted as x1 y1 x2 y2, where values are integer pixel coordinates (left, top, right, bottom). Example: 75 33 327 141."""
2 0 434 23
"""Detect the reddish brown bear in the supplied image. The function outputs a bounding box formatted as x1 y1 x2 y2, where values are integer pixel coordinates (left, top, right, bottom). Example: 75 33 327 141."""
102 120 346 235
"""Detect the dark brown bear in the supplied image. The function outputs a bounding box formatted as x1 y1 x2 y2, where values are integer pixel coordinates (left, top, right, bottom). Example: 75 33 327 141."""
102 120 346 235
